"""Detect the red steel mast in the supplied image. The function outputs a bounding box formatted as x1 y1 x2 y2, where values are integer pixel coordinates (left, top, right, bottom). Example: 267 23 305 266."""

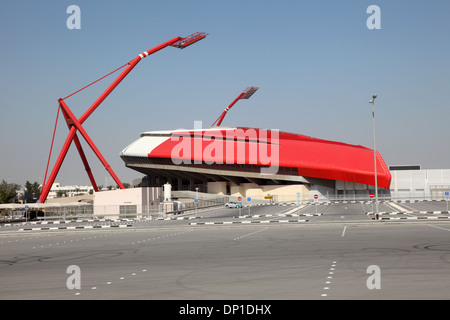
211 86 259 127
39 33 208 203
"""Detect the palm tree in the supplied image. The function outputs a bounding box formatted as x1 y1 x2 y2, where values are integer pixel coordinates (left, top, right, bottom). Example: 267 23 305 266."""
0 180 20 204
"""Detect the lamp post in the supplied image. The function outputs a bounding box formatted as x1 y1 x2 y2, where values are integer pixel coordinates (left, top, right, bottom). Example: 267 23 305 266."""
369 94 379 218
211 87 259 127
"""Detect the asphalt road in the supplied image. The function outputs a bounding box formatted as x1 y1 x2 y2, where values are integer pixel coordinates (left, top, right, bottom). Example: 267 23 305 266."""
1 202 450 300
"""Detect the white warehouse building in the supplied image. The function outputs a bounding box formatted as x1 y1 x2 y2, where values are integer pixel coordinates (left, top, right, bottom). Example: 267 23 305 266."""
334 166 450 201
389 167 450 200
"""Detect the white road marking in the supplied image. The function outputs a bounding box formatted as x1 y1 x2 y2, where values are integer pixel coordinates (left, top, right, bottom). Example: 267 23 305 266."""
233 227 268 241
428 224 450 232
321 261 337 298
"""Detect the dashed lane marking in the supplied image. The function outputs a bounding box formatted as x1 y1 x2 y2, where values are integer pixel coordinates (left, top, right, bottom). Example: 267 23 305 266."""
190 219 308 225
131 229 195 245
233 228 268 241
74 269 149 297
19 224 132 231
321 261 337 297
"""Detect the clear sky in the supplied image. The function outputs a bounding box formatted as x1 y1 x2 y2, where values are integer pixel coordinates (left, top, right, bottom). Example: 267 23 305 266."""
1 0 449 188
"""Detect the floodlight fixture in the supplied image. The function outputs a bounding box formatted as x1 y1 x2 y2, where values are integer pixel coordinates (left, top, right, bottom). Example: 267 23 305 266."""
240 86 259 99
170 32 208 49
212 86 259 127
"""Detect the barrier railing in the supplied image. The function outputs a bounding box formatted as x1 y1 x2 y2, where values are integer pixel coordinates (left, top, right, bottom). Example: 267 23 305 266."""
2 194 449 223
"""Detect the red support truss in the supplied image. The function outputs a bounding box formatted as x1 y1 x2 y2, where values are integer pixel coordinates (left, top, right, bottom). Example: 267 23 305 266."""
39 33 208 203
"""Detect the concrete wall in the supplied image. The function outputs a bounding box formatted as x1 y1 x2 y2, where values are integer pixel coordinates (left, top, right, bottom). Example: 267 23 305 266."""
93 187 162 217
224 183 310 203
336 181 368 191
207 182 227 195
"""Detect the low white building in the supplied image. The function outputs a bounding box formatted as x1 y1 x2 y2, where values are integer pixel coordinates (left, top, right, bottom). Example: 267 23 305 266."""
93 187 162 218
47 183 95 199
389 168 450 200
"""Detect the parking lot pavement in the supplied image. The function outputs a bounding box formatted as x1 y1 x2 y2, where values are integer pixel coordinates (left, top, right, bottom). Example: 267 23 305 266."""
293 202 372 223
2 218 450 300
390 200 449 213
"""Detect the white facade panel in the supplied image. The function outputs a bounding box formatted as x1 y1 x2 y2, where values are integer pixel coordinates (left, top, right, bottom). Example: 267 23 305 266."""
411 170 426 190
442 169 450 181
395 171 411 190
121 136 169 157
427 169 443 183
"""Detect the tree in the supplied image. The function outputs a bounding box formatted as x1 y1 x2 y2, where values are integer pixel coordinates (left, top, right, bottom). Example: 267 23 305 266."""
0 180 20 204
56 190 67 198
25 181 41 194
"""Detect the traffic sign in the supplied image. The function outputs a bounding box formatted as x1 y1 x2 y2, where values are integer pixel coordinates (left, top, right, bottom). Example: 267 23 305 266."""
370 193 374 198
194 198 198 203
314 194 318 200
25 205 29 210
238 196 242 201
247 197 251 202
446 192 449 212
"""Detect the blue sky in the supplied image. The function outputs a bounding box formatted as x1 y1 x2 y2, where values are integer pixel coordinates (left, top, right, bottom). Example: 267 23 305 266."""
1 0 449 187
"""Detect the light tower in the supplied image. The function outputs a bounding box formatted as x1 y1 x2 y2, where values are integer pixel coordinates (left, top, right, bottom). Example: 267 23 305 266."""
211 87 259 127
39 33 208 203
369 94 379 218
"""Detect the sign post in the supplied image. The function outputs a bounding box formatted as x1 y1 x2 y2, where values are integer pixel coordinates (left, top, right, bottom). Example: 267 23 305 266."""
445 191 449 212
370 193 375 218
194 198 198 214
247 197 251 215
314 194 318 214
238 196 242 216
25 205 28 223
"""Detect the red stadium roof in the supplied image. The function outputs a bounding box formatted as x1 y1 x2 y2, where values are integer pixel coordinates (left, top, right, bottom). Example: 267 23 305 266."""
133 127 391 189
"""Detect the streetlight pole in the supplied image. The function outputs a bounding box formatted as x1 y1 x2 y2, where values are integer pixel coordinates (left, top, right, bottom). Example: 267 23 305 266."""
369 94 379 218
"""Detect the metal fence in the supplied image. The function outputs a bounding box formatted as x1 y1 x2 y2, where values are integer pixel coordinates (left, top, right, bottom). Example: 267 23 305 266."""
2 193 449 222
0 196 230 222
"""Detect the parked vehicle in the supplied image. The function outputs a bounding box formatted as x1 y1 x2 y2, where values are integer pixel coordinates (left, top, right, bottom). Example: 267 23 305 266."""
225 201 242 208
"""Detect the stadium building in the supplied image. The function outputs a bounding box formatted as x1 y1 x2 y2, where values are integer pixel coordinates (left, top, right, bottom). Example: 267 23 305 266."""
120 125 393 202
